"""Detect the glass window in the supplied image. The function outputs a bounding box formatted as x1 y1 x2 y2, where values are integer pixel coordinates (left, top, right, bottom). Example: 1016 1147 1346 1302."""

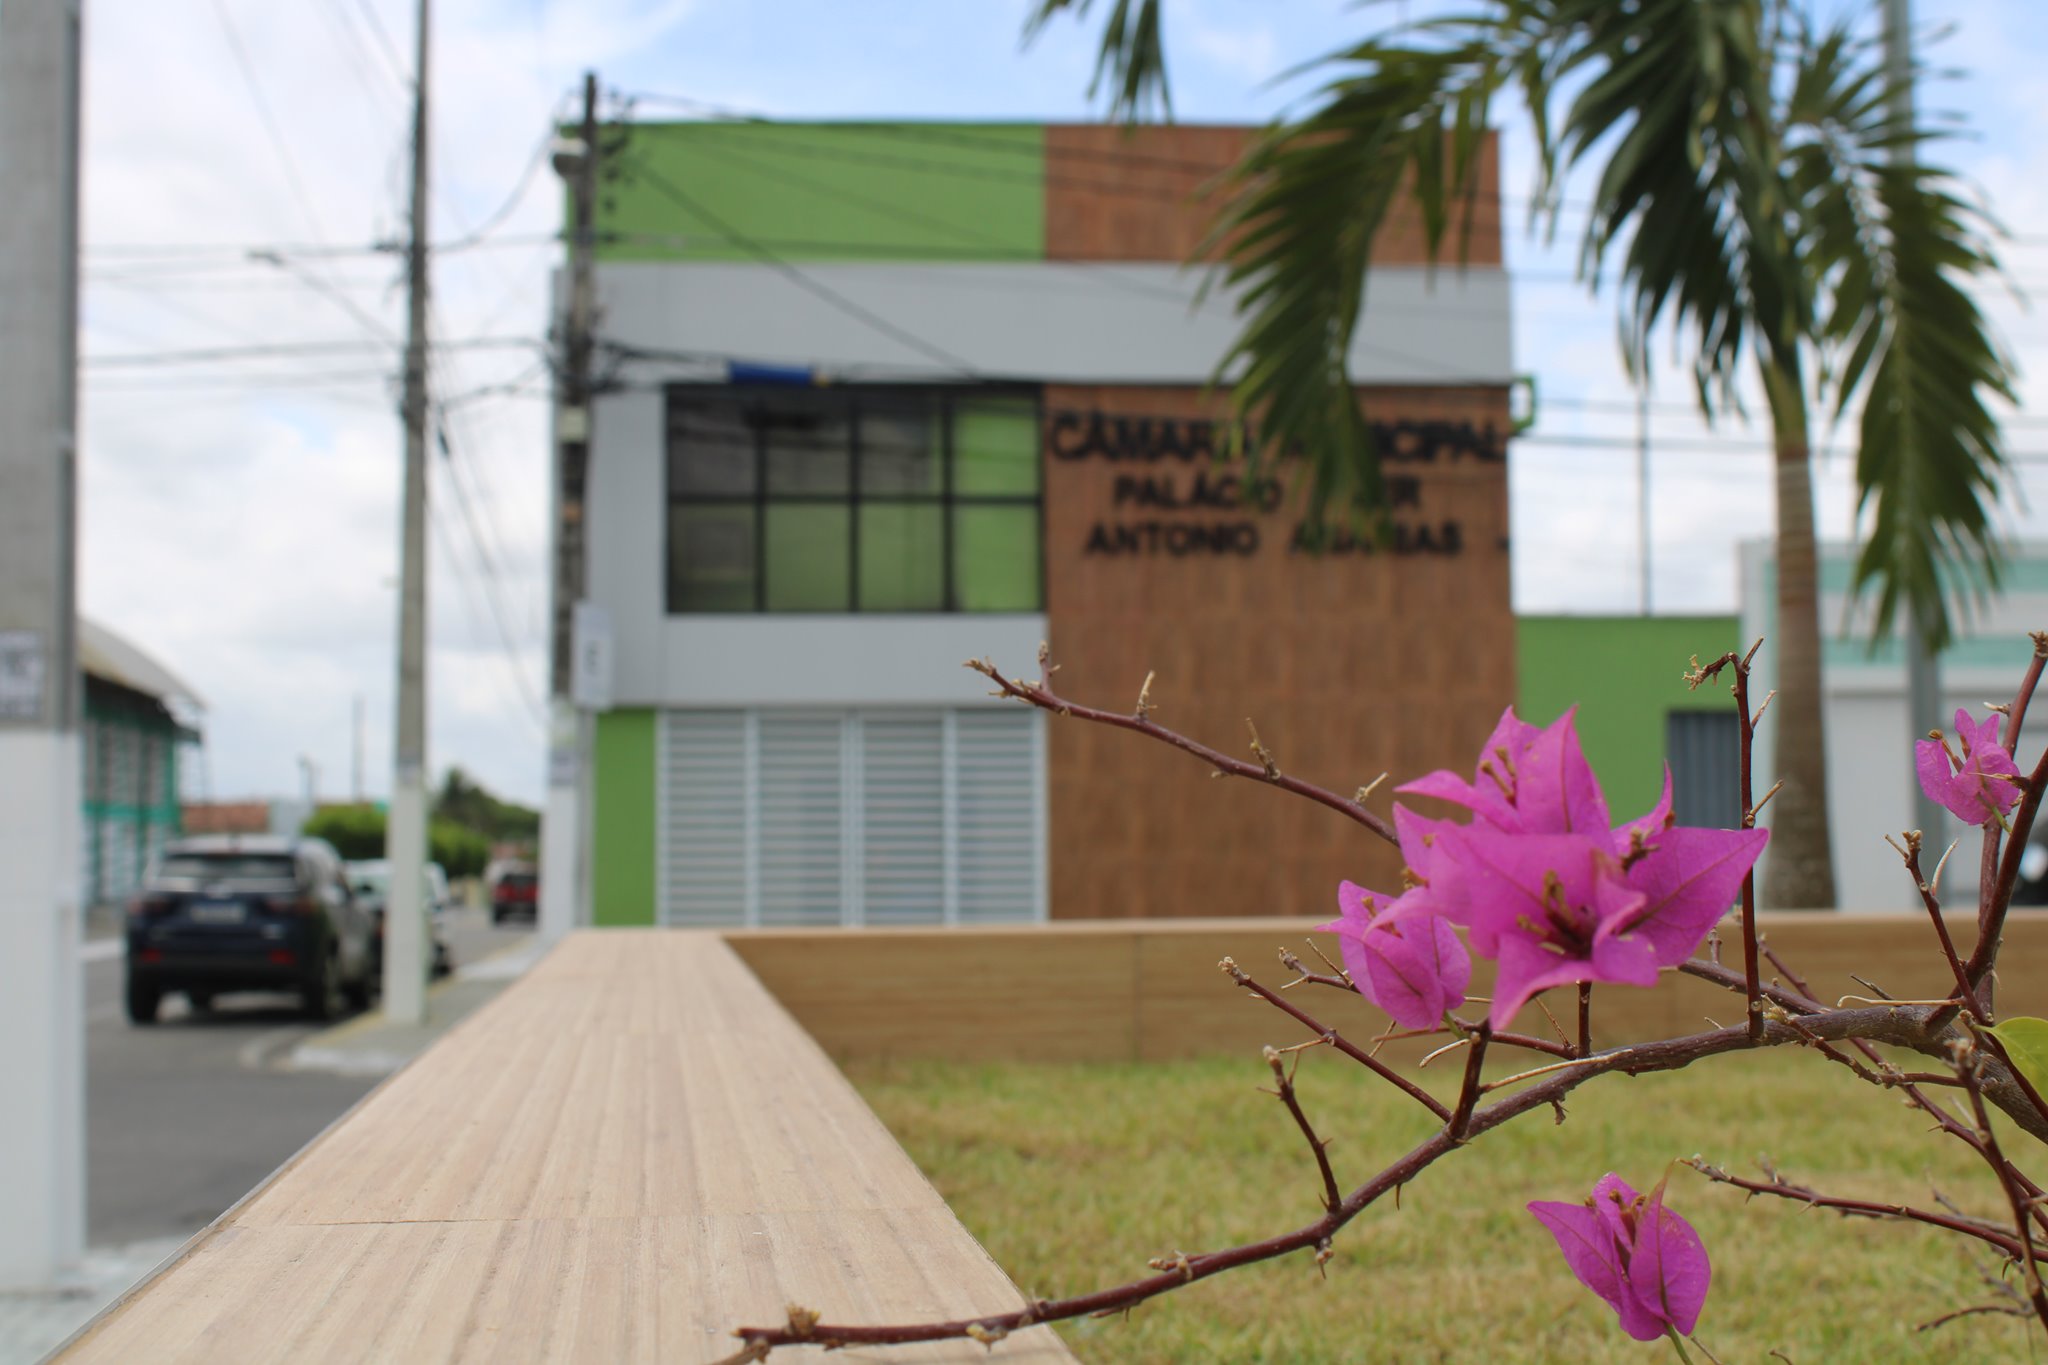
954 506 1041 612
859 503 944 611
670 505 756 612
665 386 1041 614
953 397 1040 496
668 404 755 495
764 505 850 611
861 405 939 495
762 397 851 496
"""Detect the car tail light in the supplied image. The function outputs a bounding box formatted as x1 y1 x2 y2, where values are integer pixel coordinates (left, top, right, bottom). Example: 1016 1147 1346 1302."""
264 895 318 916
266 948 297 967
127 895 172 920
137 947 164 963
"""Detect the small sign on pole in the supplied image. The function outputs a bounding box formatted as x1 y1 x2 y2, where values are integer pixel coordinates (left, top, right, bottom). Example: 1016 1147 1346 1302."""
0 630 47 722
571 601 613 712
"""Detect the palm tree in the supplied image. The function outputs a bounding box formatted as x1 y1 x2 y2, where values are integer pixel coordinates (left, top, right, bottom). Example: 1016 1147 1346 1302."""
1030 0 2015 908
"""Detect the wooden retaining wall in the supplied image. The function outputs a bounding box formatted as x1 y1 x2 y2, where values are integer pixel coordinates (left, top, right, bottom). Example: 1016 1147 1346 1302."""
727 912 2048 1063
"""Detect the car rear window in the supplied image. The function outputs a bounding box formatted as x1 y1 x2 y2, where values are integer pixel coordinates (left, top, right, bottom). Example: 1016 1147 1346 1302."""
157 854 298 884
503 874 537 890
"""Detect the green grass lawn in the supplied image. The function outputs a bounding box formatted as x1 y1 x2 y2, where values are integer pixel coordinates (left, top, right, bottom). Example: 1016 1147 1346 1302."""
847 1048 2046 1363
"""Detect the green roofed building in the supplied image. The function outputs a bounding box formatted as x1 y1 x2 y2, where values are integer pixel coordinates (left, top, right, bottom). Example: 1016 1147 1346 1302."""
79 619 202 908
552 119 1522 929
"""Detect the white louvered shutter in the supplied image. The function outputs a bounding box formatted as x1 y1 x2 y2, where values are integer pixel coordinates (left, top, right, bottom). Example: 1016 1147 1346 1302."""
861 713 946 925
756 714 843 926
660 711 748 925
954 710 1041 922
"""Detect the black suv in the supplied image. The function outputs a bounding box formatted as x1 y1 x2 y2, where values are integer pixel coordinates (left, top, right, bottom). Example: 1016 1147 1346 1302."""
125 835 376 1024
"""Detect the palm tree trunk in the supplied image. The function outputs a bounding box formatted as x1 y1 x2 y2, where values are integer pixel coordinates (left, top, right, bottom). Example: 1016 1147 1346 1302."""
1759 356 1838 909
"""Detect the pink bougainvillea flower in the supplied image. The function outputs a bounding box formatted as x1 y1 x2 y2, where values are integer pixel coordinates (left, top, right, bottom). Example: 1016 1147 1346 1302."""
1917 708 2024 828
1530 1172 1711 1342
1388 708 1766 1029
1317 879 1471 1029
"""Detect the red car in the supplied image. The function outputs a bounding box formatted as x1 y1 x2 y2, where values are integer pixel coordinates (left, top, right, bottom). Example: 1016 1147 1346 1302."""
490 866 538 924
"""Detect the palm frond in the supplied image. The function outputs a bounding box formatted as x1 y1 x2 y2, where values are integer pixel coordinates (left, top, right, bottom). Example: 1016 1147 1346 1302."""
1023 0 1171 121
1785 18 2015 649
1543 0 1780 403
1204 21 1528 528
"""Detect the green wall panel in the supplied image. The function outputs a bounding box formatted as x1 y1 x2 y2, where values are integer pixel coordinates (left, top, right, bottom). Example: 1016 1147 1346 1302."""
592 709 658 926
1516 615 1741 817
597 122 1045 263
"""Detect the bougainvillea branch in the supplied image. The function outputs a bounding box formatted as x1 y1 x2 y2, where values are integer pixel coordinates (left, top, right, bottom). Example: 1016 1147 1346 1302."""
1261 1046 1343 1215
1222 956 1450 1122
966 655 1397 844
1681 1158 2025 1259
729 644 2048 1359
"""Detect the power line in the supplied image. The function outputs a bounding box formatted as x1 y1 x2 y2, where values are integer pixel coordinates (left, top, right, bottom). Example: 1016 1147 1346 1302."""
82 335 540 368
425 479 545 734
209 0 335 247
352 0 411 90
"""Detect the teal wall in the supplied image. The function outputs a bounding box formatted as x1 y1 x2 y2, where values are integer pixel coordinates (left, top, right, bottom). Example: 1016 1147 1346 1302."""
595 122 1046 264
1517 615 1742 818
592 709 658 926
81 686 185 906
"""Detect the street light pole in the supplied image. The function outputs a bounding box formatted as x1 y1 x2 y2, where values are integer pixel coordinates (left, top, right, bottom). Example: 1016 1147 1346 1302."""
541 72 599 944
0 0 86 1288
383 0 431 1023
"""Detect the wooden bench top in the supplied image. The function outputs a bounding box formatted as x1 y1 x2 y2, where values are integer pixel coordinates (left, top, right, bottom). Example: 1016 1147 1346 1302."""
55 931 1075 1363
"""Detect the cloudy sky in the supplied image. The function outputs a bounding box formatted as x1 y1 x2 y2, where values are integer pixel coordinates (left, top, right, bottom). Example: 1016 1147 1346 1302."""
75 0 2048 806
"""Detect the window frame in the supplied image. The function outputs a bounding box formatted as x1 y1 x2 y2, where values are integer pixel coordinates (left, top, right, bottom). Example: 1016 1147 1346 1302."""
664 383 1045 615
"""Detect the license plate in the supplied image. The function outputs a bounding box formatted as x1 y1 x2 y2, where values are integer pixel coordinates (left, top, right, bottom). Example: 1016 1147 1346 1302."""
188 900 246 925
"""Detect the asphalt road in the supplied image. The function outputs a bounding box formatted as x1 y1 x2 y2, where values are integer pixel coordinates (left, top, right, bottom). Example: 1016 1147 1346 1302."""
86 906 529 1245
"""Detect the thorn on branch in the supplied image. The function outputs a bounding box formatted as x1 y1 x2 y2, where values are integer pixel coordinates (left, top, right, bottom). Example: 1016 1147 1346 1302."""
1929 839 1961 899
1136 670 1156 721
1751 688 1778 728
1355 772 1388 805
1746 779 1785 827
1146 1250 1196 1283
1246 718 1281 780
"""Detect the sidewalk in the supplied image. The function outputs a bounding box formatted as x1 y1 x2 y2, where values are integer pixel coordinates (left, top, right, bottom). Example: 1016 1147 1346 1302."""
0 1239 186 1365
3 935 552 1364
287 933 551 1077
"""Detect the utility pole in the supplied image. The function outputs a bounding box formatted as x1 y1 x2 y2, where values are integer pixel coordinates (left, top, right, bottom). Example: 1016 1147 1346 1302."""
541 72 599 944
383 0 431 1024
1886 0 1944 849
0 0 86 1287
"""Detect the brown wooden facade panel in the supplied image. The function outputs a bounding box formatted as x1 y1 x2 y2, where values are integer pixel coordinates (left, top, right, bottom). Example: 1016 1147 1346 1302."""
1043 124 1503 267
1038 383 1515 920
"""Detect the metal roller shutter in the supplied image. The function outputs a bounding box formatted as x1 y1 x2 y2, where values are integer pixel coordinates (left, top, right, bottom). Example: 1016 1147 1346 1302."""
757 714 844 927
860 714 947 926
658 711 748 925
658 706 1044 927
954 710 1041 924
